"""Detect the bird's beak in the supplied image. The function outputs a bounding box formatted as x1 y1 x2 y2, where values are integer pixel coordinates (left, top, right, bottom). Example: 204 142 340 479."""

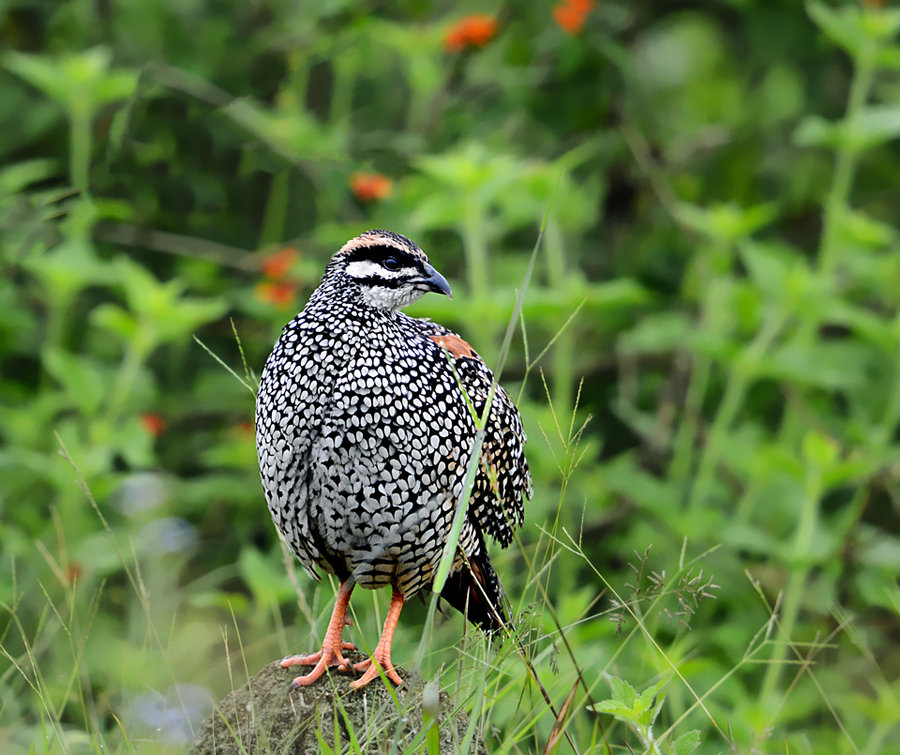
418 263 453 299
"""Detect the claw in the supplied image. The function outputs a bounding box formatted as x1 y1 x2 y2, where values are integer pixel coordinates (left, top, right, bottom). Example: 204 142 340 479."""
281 641 355 669
350 654 404 689
284 581 356 688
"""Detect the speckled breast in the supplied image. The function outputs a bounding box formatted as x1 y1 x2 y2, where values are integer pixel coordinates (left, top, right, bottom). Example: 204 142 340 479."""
309 318 475 594
257 310 476 597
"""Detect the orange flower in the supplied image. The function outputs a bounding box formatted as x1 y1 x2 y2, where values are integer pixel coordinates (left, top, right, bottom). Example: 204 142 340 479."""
349 171 394 202
261 247 299 279
141 413 167 437
65 562 83 586
255 281 298 308
553 0 594 35
444 14 498 52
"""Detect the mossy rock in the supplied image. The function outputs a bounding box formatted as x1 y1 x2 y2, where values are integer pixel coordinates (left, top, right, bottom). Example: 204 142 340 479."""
190 654 487 754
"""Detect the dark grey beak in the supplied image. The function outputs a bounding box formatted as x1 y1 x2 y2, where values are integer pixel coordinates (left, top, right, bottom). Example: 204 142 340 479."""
419 263 453 299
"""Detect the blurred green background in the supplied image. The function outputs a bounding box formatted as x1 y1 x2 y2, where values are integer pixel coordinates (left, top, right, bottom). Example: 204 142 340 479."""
2 1 899 752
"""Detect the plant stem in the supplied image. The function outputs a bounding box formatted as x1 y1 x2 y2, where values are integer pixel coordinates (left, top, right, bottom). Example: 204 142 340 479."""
689 310 786 516
757 25 880 703
462 201 489 299
545 218 573 414
818 37 877 275
874 345 900 448
69 108 92 195
106 336 148 423
258 169 290 249
760 463 823 700
637 724 663 755
669 353 710 490
329 52 356 133
670 241 720 497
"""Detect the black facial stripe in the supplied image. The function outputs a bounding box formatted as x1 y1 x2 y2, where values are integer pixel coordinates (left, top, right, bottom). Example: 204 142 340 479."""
344 244 422 268
350 275 409 289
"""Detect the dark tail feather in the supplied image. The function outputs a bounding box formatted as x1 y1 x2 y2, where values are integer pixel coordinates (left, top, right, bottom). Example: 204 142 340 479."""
440 547 508 634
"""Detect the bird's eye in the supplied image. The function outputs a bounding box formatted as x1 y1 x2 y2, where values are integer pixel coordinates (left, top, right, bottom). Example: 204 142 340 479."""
383 256 400 271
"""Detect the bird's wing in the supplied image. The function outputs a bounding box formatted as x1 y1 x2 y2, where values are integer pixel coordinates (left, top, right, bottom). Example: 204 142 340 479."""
412 318 532 549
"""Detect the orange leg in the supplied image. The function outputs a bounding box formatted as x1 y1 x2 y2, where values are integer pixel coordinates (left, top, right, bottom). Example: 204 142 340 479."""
282 580 356 688
350 590 406 690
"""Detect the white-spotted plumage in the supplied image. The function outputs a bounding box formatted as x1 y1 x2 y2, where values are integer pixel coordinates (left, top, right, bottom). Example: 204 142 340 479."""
255 229 530 689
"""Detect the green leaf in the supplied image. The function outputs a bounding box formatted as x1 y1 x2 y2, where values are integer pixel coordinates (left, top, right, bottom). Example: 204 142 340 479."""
807 1 900 54
674 202 777 243
796 106 900 151
755 340 870 390
844 106 900 150
794 115 838 148
4 47 137 115
114 258 228 349
4 51 71 106
740 240 833 318
635 677 669 727
221 97 344 160
237 547 295 608
91 303 138 340
803 430 840 471
0 159 59 196
673 729 702 755
618 313 694 355
807 2 866 55
875 44 900 70
861 7 900 42
604 673 638 708
740 240 800 298
23 237 115 302
314 730 337 755
588 700 634 720
42 347 108 415
601 452 681 520
116 414 157 469
838 209 897 248
831 303 897 352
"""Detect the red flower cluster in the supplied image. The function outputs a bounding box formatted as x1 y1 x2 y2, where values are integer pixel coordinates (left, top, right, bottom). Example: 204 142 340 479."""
444 14 498 52
255 281 297 308
141 412 167 437
349 171 394 202
65 562 83 586
553 0 594 35
256 246 301 308
261 246 299 279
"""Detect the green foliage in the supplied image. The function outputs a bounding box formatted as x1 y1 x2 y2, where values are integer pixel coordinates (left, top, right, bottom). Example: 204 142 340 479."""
2 1 899 753
589 674 699 755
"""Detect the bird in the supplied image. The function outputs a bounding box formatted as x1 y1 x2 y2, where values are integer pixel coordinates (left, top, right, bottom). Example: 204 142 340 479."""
255 229 531 690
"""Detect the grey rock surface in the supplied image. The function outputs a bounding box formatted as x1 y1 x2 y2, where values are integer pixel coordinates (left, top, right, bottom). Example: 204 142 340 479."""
190 654 487 754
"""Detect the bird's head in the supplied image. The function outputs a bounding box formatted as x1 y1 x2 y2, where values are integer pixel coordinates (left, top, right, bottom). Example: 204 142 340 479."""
329 229 452 310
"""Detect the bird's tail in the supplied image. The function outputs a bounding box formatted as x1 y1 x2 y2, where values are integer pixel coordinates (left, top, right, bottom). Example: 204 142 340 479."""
440 544 508 634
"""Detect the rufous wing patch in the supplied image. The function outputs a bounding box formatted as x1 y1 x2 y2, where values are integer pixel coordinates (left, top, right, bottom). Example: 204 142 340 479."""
431 333 480 359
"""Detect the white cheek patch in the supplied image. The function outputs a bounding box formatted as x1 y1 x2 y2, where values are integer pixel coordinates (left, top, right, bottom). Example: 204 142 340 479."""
345 260 417 280
360 285 426 311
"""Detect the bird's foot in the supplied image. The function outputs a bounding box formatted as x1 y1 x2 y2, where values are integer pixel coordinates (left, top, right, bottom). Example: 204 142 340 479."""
281 641 356 668
282 640 356 688
349 649 404 689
